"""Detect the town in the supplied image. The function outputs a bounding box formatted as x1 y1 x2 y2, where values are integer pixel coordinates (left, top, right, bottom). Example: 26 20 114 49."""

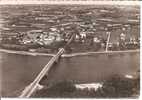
0 5 140 53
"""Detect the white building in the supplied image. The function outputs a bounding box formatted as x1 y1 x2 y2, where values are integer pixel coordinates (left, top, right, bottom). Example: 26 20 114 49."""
80 32 86 39
93 37 100 43
120 33 126 40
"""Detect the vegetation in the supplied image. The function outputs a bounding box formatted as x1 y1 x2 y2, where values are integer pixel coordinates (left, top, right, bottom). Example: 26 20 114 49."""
95 75 140 98
0 44 29 51
33 75 139 98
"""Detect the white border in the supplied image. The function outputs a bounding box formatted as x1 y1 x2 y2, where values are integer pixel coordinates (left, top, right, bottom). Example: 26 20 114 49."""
0 0 141 100
0 0 140 5
140 1 142 100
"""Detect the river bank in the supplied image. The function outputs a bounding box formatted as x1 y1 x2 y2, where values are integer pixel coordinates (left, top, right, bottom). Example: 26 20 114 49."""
0 48 140 58
0 49 140 58
33 75 139 98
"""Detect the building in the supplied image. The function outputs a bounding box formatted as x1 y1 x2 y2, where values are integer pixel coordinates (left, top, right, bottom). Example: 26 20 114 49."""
120 33 126 41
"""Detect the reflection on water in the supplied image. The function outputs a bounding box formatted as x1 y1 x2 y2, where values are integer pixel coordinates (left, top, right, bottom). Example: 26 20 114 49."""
0 52 139 97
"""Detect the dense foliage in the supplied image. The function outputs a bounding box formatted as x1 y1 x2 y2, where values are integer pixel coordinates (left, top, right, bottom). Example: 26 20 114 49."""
33 75 139 98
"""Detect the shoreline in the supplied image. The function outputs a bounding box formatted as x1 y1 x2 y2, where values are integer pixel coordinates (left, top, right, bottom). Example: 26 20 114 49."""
62 49 140 57
0 48 140 58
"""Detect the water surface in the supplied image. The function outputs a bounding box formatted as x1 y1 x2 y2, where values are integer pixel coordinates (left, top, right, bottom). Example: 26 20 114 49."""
0 52 139 97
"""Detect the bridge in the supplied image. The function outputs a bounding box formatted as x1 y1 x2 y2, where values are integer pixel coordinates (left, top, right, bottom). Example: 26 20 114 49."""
19 48 65 97
19 33 76 98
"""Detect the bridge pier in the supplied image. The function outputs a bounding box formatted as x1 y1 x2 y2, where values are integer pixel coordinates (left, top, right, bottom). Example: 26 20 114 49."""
55 56 61 64
39 75 48 85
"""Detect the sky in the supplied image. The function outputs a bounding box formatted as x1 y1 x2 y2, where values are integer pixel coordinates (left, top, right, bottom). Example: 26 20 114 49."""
0 0 140 5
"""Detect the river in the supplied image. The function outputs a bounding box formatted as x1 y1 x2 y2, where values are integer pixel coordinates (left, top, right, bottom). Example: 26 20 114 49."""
0 52 140 97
